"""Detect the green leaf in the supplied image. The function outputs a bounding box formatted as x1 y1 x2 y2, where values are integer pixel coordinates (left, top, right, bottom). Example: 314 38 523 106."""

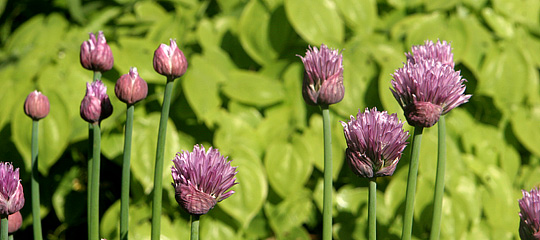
52 167 85 225
335 184 368 214
130 113 194 193
182 55 223 127
479 41 533 110
264 140 312 198
282 62 307 130
265 189 313 236
214 110 264 156
511 105 540 157
100 200 189 240
300 114 345 179
219 146 268 229
222 70 285 107
492 0 540 25
334 0 377 36
478 167 519 239
134 1 167 22
238 0 278 65
333 39 377 117
481 8 514 38
109 38 164 84
284 0 344 46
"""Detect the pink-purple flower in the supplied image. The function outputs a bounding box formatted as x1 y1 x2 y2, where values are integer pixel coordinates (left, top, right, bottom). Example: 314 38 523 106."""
115 67 148 105
391 58 471 128
342 108 409 178
80 80 113 124
0 163 24 217
298 44 344 106
80 31 114 72
519 187 540 239
406 40 454 68
153 39 188 79
171 145 238 215
24 90 50 121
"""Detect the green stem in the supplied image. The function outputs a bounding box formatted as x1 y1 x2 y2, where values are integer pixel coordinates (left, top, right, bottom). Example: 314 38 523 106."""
190 215 200 240
89 124 101 240
321 106 333 240
8 234 12 240
368 179 377 240
429 116 446 240
401 126 424 240
88 70 100 234
87 124 93 237
31 120 43 240
151 77 175 240
93 71 102 82
120 105 134 240
1 217 7 240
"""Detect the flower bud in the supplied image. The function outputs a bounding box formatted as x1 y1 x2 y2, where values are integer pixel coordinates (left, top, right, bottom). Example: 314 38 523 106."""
80 31 114 72
298 44 344 106
80 81 113 124
153 39 188 79
24 90 50 120
0 163 24 217
0 211 22 234
115 67 148 105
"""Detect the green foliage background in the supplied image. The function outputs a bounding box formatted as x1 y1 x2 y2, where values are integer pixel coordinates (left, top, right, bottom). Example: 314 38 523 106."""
0 0 539 239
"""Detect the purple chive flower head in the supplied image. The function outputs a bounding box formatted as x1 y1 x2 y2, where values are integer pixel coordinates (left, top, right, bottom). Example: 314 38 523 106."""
153 39 188 79
24 90 50 121
406 40 454 68
80 80 113 124
297 44 344 106
171 145 238 215
390 60 471 128
0 163 24 217
115 67 148 105
341 108 409 178
519 187 540 239
80 31 114 72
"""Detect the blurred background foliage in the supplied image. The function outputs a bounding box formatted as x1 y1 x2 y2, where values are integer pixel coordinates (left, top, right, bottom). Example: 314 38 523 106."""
0 0 539 239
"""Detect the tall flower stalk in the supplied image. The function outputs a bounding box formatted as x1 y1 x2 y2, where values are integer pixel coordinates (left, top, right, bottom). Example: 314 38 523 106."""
429 116 446 240
80 80 113 240
24 90 50 240
342 108 409 240
80 31 113 240
0 163 25 240
115 67 148 240
298 44 344 240
391 40 470 240
171 145 238 240
151 39 188 240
